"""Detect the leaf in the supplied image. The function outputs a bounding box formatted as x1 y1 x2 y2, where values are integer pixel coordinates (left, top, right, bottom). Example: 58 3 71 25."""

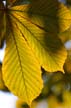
0 1 6 47
2 17 43 105
2 0 69 105
8 4 67 72
14 0 71 34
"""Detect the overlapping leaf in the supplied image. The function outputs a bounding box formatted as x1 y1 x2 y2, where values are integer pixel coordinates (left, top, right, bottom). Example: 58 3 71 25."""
2 0 71 105
10 0 71 34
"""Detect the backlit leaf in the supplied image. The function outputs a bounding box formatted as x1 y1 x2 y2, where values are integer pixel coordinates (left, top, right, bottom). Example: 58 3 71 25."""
2 0 70 105
9 4 67 72
2 17 43 105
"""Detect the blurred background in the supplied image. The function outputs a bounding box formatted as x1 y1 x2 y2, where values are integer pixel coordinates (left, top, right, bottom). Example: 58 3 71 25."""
1 0 71 108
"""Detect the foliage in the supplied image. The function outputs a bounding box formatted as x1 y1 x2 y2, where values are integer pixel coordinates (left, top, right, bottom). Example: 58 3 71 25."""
0 0 71 106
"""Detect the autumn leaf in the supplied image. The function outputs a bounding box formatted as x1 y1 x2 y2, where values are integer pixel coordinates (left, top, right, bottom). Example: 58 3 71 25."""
3 17 43 104
1 0 71 105
8 1 68 72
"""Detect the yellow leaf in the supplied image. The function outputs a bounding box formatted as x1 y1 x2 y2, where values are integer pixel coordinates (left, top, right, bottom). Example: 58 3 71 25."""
2 18 43 105
8 4 67 72
2 0 70 105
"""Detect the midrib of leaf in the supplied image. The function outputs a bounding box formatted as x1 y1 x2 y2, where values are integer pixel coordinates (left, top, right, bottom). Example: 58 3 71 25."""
7 15 30 102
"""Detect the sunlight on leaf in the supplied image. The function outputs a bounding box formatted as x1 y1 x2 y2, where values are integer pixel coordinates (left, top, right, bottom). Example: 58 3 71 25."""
1 0 71 105
2 17 43 105
8 3 67 72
